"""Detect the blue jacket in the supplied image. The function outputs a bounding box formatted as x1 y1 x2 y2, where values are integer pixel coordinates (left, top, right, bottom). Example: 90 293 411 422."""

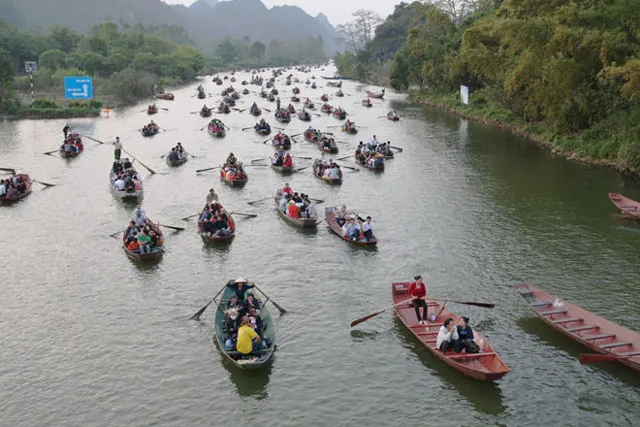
457 325 474 340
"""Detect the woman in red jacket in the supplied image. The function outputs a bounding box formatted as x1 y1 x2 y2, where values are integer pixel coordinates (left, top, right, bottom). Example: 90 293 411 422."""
409 275 428 325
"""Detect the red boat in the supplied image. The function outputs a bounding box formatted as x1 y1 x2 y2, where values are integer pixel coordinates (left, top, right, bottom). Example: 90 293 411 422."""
514 284 640 372
366 89 385 99
608 193 640 220
392 282 510 380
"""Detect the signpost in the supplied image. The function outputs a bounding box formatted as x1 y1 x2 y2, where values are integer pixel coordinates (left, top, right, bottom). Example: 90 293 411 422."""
64 76 94 100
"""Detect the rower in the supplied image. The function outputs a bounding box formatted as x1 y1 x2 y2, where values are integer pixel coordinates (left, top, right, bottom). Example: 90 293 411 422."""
409 275 428 325
63 124 71 138
206 188 218 203
227 152 237 166
113 136 122 161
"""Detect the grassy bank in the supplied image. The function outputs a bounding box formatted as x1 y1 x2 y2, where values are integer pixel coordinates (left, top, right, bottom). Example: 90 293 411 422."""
411 90 640 176
1 99 103 120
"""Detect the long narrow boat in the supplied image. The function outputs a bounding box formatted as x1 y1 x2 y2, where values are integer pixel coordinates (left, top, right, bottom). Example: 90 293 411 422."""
0 174 32 204
198 207 236 243
220 165 248 187
272 134 292 150
274 190 318 228
514 283 640 372
122 222 164 261
110 161 142 200
213 282 276 369
392 282 510 380
325 207 377 245
60 133 84 158
356 154 384 171
166 151 188 167
271 152 294 174
608 193 640 220
366 89 385 99
312 159 342 185
208 120 226 138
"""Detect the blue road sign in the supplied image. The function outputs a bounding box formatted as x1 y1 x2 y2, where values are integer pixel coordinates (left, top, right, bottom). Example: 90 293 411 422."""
64 76 93 100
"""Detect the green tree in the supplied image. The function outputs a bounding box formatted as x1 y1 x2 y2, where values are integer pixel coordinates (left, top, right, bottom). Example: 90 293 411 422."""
39 49 67 70
251 41 266 63
0 48 14 103
215 39 237 64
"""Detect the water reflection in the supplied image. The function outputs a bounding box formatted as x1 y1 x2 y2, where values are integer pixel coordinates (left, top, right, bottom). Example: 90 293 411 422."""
393 317 506 415
220 354 272 400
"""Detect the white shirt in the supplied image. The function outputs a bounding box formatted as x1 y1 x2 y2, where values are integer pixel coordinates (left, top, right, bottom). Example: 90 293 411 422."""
436 325 459 349
0 184 5 196
134 208 147 221
306 204 317 218
133 213 146 227
113 140 122 150
279 198 287 213
327 168 340 179
114 179 125 190
363 221 373 233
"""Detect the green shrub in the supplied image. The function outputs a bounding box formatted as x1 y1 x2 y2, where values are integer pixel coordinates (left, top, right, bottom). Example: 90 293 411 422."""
30 99 58 108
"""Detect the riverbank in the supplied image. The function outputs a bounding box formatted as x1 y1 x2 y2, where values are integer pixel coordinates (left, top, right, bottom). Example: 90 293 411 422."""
410 90 640 178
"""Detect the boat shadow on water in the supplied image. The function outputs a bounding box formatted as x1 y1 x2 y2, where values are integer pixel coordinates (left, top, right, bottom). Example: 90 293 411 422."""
393 317 506 416
518 317 640 388
220 356 272 400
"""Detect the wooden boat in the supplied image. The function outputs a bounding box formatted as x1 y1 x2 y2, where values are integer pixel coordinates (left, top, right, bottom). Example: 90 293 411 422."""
608 193 640 220
335 90 344 98
272 134 291 150
60 133 84 158
392 282 510 380
287 104 296 114
312 159 342 185
223 97 236 107
270 88 279 95
217 104 231 114
109 161 142 200
198 207 236 243
242 88 250 94
274 110 291 123
250 106 262 116
274 190 318 228
292 87 300 95
356 154 384 171
156 93 174 100
166 151 188 167
342 122 358 134
320 94 329 102
267 94 275 103
0 174 32 204
291 96 300 103
304 100 315 109
197 91 206 99
147 104 158 115
208 120 226 138
122 221 164 261
321 103 333 114
311 83 317 89
387 111 400 121
255 123 271 136
298 111 311 121
362 99 372 107
200 107 212 118
325 207 377 245
141 125 159 137
271 152 294 174
514 284 640 372
303 128 321 142
366 89 385 99
318 136 339 154
326 80 343 87
333 109 347 120
220 165 248 187
213 283 276 369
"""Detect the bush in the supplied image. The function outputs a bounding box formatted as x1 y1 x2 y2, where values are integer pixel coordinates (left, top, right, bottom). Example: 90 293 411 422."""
30 99 58 108
68 100 103 109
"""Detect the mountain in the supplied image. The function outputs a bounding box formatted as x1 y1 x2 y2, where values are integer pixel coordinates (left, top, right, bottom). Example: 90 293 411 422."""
0 0 338 54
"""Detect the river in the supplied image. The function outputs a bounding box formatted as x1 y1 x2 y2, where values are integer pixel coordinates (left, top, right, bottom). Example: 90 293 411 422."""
1 68 639 427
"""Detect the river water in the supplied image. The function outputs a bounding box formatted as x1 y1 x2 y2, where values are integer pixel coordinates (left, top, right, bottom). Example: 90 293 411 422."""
1 68 639 427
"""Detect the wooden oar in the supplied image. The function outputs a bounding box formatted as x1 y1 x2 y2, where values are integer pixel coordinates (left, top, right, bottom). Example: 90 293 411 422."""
122 149 156 175
273 126 285 131
160 224 185 231
428 299 495 309
43 150 58 156
341 165 359 172
34 179 56 187
579 352 640 365
351 298 414 327
81 135 105 144
253 284 286 315
263 107 272 113
308 198 324 204
182 213 200 221
251 158 268 163
262 137 271 144
248 197 272 205
337 155 351 161
196 166 220 173
242 126 253 131
0 167 16 173
294 166 310 172
293 156 313 160
190 286 226 321
109 230 124 238
230 212 258 218
390 145 404 152
160 108 169 111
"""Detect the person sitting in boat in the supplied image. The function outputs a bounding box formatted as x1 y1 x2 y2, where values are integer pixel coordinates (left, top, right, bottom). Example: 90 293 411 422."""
133 204 147 227
344 119 353 130
437 318 461 353
344 217 361 241
236 316 261 355
137 229 152 254
362 216 374 241
367 135 378 149
125 221 138 243
282 153 293 168
227 295 241 310
334 205 348 226
287 198 300 218
242 293 261 316
279 193 289 213
168 147 180 163
306 199 318 218
324 163 342 180
124 176 135 192
226 277 255 301
456 317 480 353
409 275 428 324
226 152 237 166
127 234 140 252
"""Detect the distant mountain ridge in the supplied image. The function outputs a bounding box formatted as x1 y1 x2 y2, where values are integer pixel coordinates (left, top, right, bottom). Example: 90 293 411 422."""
0 0 338 53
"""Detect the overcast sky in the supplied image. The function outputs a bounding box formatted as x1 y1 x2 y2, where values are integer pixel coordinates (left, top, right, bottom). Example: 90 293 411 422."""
164 0 398 26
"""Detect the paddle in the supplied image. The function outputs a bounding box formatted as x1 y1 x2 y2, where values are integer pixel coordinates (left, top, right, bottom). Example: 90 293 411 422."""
341 165 360 172
351 298 414 327
242 126 254 131
390 145 404 152
578 352 640 365
337 155 352 161
190 287 226 321
428 299 495 309
294 166 310 172
81 135 105 144
160 108 169 111
43 150 58 156
230 212 258 218
251 158 268 163
0 167 16 173
109 230 124 238
263 107 272 113
196 166 220 173
293 156 313 160
182 213 200 221
273 126 285 131
159 223 185 232
262 137 271 144
253 284 287 315
248 197 272 205
34 179 56 187
122 148 156 175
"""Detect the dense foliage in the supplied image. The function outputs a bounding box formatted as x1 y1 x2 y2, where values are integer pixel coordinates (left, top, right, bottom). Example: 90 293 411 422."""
207 36 326 69
0 19 204 107
335 0 640 172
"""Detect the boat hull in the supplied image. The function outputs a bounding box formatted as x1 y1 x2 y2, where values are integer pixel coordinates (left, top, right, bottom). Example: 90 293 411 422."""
325 207 377 245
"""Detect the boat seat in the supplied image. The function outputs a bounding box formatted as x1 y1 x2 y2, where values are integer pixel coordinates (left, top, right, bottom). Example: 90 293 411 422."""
584 333 616 341
518 289 534 296
447 352 495 359
601 341 633 349
423 338 436 344
539 309 568 316
618 351 640 357
416 331 438 336
567 325 598 333
552 317 583 324
411 323 442 329
530 301 552 308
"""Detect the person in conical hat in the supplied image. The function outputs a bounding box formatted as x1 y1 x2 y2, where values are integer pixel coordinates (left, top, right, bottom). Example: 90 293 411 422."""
227 277 254 300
